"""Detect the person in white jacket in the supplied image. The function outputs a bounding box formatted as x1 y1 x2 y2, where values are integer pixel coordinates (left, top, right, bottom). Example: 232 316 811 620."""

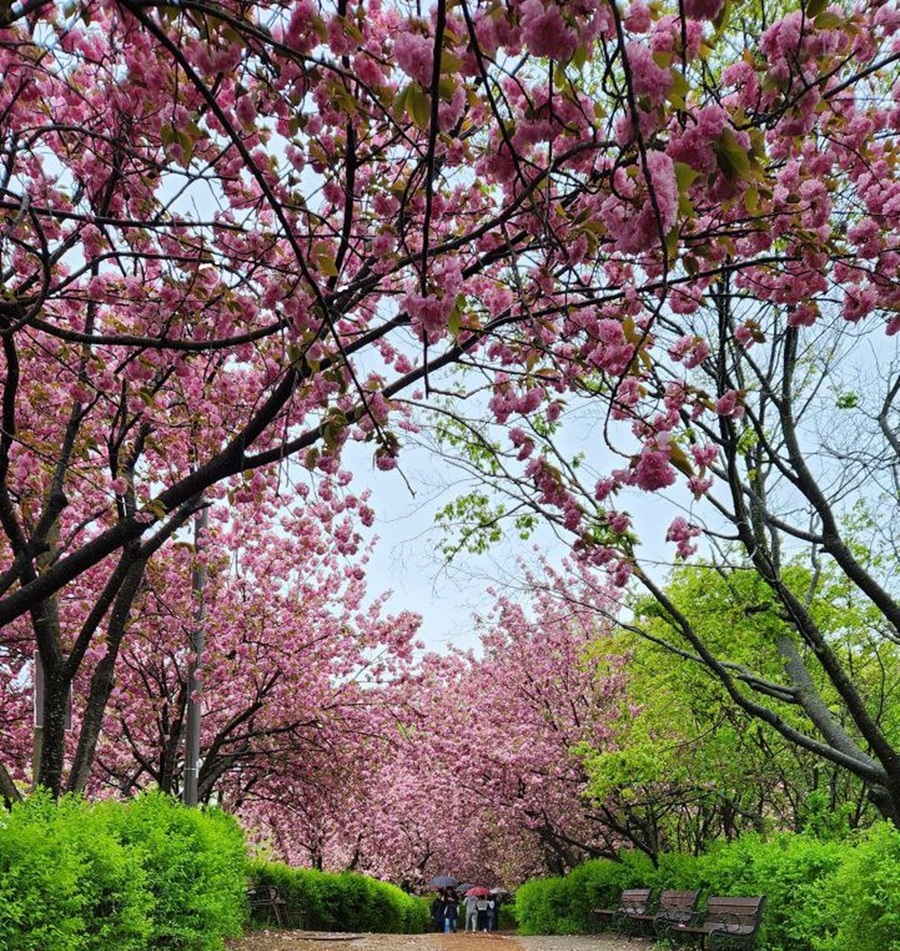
464 894 479 932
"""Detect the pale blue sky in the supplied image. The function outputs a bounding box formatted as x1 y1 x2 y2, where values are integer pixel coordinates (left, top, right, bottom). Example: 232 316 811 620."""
347 431 689 654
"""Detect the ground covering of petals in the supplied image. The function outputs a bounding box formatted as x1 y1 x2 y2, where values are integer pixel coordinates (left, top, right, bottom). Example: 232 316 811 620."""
226 932 648 951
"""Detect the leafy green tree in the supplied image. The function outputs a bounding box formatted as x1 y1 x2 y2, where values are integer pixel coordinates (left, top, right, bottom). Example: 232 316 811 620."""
579 558 891 860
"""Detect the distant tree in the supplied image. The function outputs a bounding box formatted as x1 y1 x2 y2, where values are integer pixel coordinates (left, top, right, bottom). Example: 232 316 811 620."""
335 561 629 884
91 492 419 804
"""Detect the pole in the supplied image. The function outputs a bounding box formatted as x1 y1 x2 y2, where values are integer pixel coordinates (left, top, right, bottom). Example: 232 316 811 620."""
183 504 208 806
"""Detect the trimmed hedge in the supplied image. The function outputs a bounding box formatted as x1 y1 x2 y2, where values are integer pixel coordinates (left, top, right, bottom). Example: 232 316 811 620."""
247 860 431 934
0 791 247 951
514 850 655 935
513 825 900 951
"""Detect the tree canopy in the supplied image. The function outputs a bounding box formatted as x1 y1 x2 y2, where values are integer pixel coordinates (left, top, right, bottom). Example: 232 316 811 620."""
3 0 900 880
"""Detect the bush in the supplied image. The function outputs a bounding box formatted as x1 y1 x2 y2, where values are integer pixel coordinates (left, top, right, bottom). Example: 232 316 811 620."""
110 792 247 950
0 791 247 951
0 792 151 951
816 822 900 951
513 835 852 950
514 853 656 935
247 860 430 934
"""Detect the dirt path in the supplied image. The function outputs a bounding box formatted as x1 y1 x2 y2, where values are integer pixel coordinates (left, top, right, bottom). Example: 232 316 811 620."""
226 930 655 951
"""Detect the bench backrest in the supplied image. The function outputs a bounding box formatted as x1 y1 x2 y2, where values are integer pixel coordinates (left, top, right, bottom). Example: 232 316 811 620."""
618 888 652 915
656 889 700 922
704 896 766 933
248 884 281 904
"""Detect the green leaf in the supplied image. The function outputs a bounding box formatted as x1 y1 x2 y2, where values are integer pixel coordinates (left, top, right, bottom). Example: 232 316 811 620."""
406 83 431 130
570 42 589 72
448 305 461 338
668 70 690 110
393 84 410 122
713 0 731 32
674 161 700 194
440 51 464 74
311 242 339 276
665 227 679 260
713 128 752 184
814 11 843 29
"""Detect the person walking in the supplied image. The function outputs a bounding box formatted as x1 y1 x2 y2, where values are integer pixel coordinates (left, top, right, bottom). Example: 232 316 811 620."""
476 896 489 931
430 895 445 933
486 896 497 932
464 893 479 932
443 893 459 933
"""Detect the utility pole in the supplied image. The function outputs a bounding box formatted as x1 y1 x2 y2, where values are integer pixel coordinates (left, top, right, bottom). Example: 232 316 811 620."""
183 504 208 806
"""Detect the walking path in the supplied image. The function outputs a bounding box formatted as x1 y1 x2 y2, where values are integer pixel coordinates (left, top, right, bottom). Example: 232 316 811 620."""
227 930 653 951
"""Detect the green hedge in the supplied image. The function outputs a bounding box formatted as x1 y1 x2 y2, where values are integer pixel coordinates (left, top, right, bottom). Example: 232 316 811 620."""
513 825 900 951
247 860 431 934
515 850 655 935
0 791 247 951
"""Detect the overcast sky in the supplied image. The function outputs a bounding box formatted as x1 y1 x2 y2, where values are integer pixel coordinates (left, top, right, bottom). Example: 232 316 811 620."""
348 431 690 655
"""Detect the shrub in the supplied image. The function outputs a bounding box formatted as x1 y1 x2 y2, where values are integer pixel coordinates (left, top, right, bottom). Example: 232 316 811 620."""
514 853 656 935
699 833 844 951
513 835 851 950
110 792 247 951
0 796 89 951
0 793 152 951
816 822 900 951
247 860 429 934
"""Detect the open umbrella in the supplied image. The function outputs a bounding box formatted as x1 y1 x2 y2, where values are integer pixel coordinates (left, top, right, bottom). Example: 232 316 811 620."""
465 886 492 897
429 875 459 888
456 883 476 893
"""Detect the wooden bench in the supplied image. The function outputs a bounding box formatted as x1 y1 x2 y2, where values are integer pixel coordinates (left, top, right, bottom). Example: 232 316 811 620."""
659 895 766 950
593 888 651 934
247 884 289 928
639 889 700 937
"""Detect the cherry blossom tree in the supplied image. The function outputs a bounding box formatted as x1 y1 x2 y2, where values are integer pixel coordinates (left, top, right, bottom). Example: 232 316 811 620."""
0 457 423 825
421 0 900 823
316 561 629 885
3 0 899 819
0 0 645 796
90 488 420 803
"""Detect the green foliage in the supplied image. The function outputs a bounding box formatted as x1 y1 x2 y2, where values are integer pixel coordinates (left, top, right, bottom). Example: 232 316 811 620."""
247 860 430 934
590 556 891 857
695 834 845 950
514 853 655 934
518 831 900 951
0 791 247 951
815 822 900 951
0 791 152 951
110 792 248 950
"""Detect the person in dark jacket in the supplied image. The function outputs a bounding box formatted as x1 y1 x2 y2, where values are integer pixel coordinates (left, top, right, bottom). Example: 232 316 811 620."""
430 895 445 933
443 893 459 933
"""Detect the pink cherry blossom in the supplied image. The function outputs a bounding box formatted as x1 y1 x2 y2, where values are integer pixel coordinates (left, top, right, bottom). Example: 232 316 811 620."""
393 30 434 86
520 0 579 61
715 390 745 418
666 517 701 558
683 0 725 20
